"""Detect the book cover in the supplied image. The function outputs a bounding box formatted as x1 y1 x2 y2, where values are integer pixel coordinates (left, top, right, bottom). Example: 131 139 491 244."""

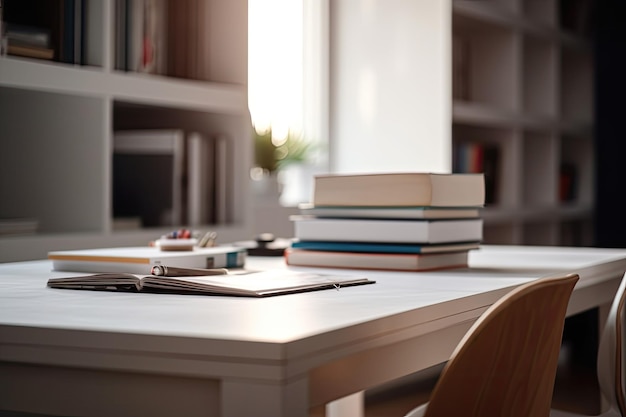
312 172 485 207
285 248 470 272
290 240 481 254
298 203 480 220
47 269 375 297
291 216 483 244
48 246 247 274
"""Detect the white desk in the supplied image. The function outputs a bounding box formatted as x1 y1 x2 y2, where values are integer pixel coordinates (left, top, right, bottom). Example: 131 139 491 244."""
1 245 626 417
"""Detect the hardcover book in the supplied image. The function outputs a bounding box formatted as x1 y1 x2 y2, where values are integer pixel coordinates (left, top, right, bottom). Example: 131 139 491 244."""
290 240 481 254
291 216 483 244
48 246 247 274
298 204 480 220
312 172 485 207
285 248 470 272
47 269 375 297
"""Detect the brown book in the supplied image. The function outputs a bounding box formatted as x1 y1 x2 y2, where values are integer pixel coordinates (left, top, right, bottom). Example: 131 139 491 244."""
8 43 54 60
285 248 470 272
313 172 485 207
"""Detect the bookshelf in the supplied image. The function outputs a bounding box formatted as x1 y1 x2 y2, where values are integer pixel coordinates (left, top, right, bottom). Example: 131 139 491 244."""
451 0 594 246
0 0 253 262
329 0 594 247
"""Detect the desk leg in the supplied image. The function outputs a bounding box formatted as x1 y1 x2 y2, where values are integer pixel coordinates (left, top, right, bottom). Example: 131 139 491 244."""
326 391 364 417
221 378 309 417
598 302 610 412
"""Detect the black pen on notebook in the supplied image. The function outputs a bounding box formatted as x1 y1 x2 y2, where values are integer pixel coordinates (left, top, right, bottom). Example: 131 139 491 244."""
150 265 228 277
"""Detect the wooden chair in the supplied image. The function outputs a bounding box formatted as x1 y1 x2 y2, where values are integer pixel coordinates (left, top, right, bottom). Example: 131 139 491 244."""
404 273 579 417
550 272 626 417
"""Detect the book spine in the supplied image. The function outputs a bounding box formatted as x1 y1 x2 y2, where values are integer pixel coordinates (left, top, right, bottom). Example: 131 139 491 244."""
51 250 246 274
160 250 246 269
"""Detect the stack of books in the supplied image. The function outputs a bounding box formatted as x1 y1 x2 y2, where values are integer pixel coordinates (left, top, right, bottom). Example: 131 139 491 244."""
285 172 485 271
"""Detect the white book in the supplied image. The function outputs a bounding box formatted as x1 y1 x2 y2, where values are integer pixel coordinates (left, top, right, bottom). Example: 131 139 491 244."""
214 134 230 224
298 203 480 219
313 172 485 207
291 216 483 244
48 246 247 274
187 132 215 226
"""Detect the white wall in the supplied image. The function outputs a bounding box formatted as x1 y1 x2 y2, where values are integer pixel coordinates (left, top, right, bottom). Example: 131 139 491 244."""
329 0 452 174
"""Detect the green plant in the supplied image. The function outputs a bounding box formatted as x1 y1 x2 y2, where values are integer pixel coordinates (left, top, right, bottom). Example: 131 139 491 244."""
253 127 313 173
275 133 313 169
254 128 277 172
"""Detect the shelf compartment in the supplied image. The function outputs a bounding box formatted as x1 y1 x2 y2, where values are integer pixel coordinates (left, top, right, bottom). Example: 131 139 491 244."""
112 101 251 228
522 130 558 207
560 47 593 126
453 9 520 112
2 0 107 68
112 0 247 84
453 124 519 208
523 35 557 119
0 86 108 234
522 0 557 27
560 134 594 207
558 0 594 38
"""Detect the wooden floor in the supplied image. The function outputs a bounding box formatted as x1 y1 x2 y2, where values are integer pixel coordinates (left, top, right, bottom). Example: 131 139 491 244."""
310 341 601 417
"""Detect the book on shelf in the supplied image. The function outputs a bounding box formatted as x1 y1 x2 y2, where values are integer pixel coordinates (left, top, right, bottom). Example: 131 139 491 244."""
285 248 470 272
312 172 485 207
0 218 39 236
5 23 51 48
453 143 499 205
7 43 53 59
48 246 247 274
47 269 376 298
187 131 216 226
290 240 481 254
4 0 63 61
165 0 208 80
291 216 483 244
113 129 185 227
188 132 231 225
298 203 480 220
116 0 167 73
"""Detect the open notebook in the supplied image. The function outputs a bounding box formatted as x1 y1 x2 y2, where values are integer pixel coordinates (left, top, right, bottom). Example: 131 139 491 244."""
47 269 375 297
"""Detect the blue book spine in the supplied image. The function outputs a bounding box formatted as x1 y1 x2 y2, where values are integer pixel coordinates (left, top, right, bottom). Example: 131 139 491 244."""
291 241 430 254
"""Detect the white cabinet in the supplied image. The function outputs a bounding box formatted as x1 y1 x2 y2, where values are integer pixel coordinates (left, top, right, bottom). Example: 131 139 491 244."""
0 0 252 262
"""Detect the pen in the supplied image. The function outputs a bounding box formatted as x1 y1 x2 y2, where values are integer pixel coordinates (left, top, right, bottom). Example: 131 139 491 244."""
150 265 228 277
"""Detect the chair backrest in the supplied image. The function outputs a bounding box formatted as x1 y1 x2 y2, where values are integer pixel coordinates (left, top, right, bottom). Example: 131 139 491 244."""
422 273 579 417
597 272 626 416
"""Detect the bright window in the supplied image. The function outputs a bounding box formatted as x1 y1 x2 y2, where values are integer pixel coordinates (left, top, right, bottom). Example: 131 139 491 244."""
248 0 328 205
248 0 304 137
